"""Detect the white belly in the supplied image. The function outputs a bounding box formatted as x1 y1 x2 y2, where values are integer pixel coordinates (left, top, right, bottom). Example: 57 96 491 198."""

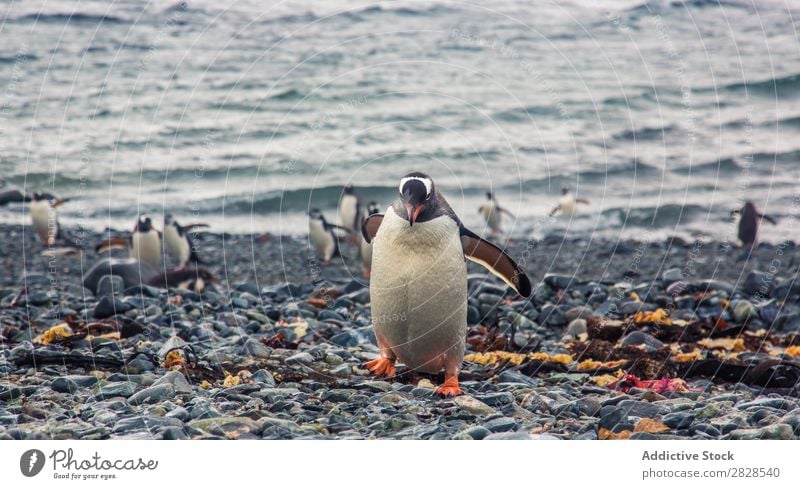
30 201 57 244
481 204 502 232
360 237 373 269
132 230 161 268
164 225 190 264
309 220 335 261
339 195 358 232
370 212 467 374
559 196 577 216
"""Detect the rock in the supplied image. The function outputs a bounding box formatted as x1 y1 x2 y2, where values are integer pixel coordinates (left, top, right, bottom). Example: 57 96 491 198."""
475 392 514 407
699 279 734 294
51 377 78 393
729 424 794 440
96 275 125 297
617 400 671 418
128 384 176 405
153 371 193 395
620 331 664 351
565 306 593 322
742 270 772 297
483 432 532 440
482 417 518 432
662 268 683 284
733 300 756 323
454 396 496 416
543 274 575 289
563 319 587 339
599 406 626 430
94 296 132 319
97 382 137 399
243 338 271 359
662 412 694 430
112 416 183 434
286 352 314 365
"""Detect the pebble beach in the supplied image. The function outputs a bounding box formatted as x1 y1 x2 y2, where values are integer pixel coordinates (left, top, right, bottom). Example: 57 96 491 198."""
1 222 799 440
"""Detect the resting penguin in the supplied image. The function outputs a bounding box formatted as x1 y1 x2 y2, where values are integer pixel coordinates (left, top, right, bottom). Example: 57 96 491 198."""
338 184 362 243
29 192 69 246
163 214 208 268
478 191 514 234
549 187 590 217
736 201 777 249
362 172 532 396
83 257 217 295
309 209 347 265
96 215 162 269
359 201 380 278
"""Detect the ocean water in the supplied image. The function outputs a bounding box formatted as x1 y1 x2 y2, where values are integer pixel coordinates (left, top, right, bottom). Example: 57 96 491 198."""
1 0 798 242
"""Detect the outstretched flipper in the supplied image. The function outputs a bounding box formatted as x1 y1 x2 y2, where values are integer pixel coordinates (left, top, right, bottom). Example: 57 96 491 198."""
361 214 384 243
575 198 590 205
498 206 515 218
183 223 210 232
760 213 778 225
460 227 532 297
549 205 561 217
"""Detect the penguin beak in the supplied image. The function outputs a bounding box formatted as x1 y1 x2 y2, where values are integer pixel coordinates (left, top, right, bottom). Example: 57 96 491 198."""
405 203 423 226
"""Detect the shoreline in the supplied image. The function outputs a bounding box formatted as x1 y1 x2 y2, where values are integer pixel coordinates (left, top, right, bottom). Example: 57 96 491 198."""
1 222 799 440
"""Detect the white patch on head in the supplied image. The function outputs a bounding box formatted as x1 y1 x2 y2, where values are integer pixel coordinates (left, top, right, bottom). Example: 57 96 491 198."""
399 176 432 196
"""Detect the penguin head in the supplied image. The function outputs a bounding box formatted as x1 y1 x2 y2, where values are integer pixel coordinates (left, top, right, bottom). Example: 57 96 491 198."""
31 192 45 202
486 191 493 201
367 201 380 215
561 186 570 196
309 208 325 223
136 214 154 232
343 184 354 195
164 213 175 226
398 171 435 227
742 202 757 217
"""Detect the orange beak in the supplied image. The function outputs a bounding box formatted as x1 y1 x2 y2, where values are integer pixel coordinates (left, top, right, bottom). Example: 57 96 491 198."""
405 203 423 226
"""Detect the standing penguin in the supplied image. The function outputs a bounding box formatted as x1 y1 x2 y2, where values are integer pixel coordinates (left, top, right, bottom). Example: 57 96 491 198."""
163 214 208 268
29 192 69 245
338 184 362 243
478 191 515 234
96 215 162 269
736 201 777 249
359 201 380 278
309 209 347 265
550 187 590 217
362 172 531 396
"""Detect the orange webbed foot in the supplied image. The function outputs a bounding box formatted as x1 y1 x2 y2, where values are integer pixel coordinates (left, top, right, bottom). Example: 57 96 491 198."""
365 357 396 377
434 376 462 397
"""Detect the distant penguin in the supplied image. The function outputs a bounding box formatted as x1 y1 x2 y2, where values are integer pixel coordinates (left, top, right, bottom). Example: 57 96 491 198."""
339 184 362 243
359 201 380 278
478 191 514 234
362 172 532 396
736 201 777 248
163 214 208 268
309 209 347 265
96 215 162 269
83 257 217 295
30 192 59 245
550 187 590 217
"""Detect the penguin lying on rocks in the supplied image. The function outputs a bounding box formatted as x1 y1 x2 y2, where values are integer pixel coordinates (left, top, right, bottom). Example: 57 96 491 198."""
83 257 217 295
362 172 532 396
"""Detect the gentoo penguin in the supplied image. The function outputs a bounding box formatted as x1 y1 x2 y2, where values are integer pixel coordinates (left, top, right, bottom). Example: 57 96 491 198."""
29 192 69 245
550 187 590 217
736 201 777 248
359 201 380 278
338 184 362 243
362 172 532 396
96 215 162 269
163 214 208 268
309 209 347 265
478 191 515 234
83 257 217 295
